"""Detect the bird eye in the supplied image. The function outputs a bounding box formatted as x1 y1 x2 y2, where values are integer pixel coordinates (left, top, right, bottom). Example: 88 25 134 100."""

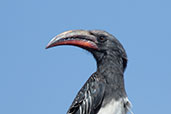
99 36 106 42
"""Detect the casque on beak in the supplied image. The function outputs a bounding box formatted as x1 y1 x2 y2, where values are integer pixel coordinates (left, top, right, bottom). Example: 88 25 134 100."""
46 30 98 50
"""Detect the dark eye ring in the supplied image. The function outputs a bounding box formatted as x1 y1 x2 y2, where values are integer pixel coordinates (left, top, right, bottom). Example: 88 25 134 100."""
99 36 106 42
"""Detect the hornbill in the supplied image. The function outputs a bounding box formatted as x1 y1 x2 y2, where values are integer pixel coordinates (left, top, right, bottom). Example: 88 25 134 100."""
46 30 132 114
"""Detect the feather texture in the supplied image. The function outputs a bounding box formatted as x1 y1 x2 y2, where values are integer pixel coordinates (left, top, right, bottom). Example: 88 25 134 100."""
67 73 106 114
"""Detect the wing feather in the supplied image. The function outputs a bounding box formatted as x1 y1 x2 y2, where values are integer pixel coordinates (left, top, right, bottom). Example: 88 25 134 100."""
67 73 106 114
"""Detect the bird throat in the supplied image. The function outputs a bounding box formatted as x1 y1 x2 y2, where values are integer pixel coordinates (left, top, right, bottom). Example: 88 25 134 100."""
96 52 125 89
97 52 123 73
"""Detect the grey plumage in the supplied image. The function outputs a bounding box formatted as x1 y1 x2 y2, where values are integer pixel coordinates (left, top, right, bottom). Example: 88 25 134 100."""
68 73 106 114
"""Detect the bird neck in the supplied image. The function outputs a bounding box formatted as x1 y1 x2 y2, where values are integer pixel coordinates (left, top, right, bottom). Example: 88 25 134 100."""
96 51 125 88
97 51 124 72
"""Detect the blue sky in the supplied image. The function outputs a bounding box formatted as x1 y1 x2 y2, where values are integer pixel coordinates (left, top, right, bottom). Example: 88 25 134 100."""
0 0 171 114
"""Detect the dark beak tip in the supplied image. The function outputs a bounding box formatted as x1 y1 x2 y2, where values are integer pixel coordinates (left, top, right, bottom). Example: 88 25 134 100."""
45 44 51 49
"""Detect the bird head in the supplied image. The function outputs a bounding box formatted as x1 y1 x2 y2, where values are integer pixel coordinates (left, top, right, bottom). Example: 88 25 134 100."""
46 30 127 71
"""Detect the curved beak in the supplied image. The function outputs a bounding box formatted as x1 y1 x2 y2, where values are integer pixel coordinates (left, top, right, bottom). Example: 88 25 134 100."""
46 30 98 50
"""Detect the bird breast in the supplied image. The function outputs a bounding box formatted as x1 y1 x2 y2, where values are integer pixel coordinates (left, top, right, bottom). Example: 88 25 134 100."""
97 98 130 114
